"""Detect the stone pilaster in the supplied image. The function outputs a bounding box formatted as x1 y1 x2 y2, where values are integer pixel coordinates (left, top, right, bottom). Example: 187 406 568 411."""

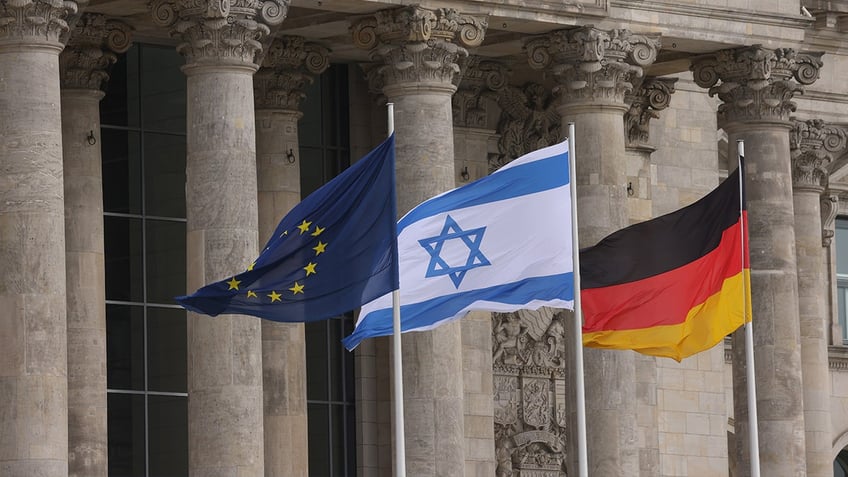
790 119 847 477
0 2 80 476
692 45 824 477
526 26 660 477
253 35 328 477
150 1 289 475
59 14 131 477
351 6 487 475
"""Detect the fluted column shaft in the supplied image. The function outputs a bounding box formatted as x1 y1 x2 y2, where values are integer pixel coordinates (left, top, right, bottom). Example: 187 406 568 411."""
526 26 661 476
352 6 487 475
791 120 846 477
0 2 80 475
60 14 131 477
254 35 328 477
150 1 289 474
694 45 825 477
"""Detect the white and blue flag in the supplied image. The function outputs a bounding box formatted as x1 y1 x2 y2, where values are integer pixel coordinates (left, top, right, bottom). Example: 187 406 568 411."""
342 140 574 350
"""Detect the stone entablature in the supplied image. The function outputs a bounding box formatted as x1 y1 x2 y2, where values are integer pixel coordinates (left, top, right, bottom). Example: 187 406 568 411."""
0 0 80 46
624 76 677 148
150 0 289 67
524 26 661 106
691 46 824 125
350 6 487 89
790 119 848 191
60 14 132 92
254 36 329 111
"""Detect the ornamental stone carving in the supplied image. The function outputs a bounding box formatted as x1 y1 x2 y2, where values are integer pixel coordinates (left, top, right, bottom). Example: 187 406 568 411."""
0 0 80 45
624 76 677 148
60 14 132 91
254 36 329 111
491 82 560 171
691 46 824 125
525 26 661 105
790 119 848 191
493 308 567 477
453 56 509 128
350 6 487 89
150 0 289 67
822 193 839 247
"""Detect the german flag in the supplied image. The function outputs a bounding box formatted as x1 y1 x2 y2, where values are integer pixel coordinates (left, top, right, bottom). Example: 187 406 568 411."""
580 164 750 361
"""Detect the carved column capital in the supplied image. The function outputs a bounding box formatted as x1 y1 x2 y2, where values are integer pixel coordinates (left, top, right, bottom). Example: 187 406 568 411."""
0 0 81 47
691 46 824 125
254 36 329 111
525 26 661 105
59 14 132 92
150 0 289 69
624 77 677 149
790 119 847 191
452 56 509 128
350 6 487 91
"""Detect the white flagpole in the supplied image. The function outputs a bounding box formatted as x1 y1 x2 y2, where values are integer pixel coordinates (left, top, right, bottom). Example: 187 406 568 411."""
737 140 760 477
387 103 407 477
567 123 589 477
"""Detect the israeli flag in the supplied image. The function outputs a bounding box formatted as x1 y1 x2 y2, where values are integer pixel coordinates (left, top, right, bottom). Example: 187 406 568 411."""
343 140 574 350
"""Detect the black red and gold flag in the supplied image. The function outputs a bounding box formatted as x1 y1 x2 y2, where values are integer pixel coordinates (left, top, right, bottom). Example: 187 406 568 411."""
580 164 751 361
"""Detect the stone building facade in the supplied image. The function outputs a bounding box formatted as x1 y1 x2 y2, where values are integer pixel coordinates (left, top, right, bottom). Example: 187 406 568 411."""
2 1 848 476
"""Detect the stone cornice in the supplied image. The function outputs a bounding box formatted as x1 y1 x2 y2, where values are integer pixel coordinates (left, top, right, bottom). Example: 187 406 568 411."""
453 56 509 128
254 35 329 111
60 14 132 91
611 0 813 29
790 119 848 190
150 0 289 68
525 26 661 105
0 0 80 47
624 76 677 148
350 6 487 89
691 46 825 125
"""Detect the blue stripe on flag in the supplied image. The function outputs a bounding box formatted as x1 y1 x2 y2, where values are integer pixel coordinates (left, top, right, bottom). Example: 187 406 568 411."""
342 272 574 350
398 151 569 231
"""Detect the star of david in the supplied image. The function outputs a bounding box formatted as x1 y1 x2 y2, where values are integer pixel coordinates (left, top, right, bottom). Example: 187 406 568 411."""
418 215 491 288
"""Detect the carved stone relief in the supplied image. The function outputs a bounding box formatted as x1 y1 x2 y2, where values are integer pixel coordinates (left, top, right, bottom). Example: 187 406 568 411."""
490 82 561 171
254 35 329 111
624 76 677 148
60 14 132 92
452 56 509 129
493 308 567 477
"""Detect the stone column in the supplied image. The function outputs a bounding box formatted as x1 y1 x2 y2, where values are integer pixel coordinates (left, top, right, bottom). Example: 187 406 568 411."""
59 14 132 477
0 2 80 476
692 45 824 476
526 26 661 476
452 56 506 477
253 35 328 477
150 1 288 475
790 119 847 477
351 7 487 475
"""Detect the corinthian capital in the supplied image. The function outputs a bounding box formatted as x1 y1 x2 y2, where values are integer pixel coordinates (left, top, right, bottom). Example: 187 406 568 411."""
790 119 848 190
624 77 677 148
453 56 509 128
150 0 290 68
691 46 824 124
350 6 487 90
525 26 661 105
60 14 132 91
0 0 80 46
254 36 329 111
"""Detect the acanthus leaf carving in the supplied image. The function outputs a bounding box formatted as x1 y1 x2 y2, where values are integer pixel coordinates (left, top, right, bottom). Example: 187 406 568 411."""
452 56 509 128
492 82 561 170
254 35 329 111
0 0 79 45
790 119 847 190
624 76 678 148
60 13 132 91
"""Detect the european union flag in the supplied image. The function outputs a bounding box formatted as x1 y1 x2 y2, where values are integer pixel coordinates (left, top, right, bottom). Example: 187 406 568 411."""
176 135 399 323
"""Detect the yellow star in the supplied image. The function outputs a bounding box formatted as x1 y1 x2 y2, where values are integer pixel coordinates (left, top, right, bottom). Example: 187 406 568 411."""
304 262 317 276
313 241 327 256
267 291 282 302
227 277 241 290
247 290 257 298
297 220 312 234
289 282 304 295
247 261 256 271
311 226 325 237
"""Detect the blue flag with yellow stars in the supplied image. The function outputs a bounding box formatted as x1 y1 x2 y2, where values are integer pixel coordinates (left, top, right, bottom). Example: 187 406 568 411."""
175 135 399 323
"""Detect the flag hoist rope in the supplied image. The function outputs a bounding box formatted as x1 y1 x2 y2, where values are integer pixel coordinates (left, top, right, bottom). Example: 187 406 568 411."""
568 123 589 477
738 140 761 477
388 103 407 477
